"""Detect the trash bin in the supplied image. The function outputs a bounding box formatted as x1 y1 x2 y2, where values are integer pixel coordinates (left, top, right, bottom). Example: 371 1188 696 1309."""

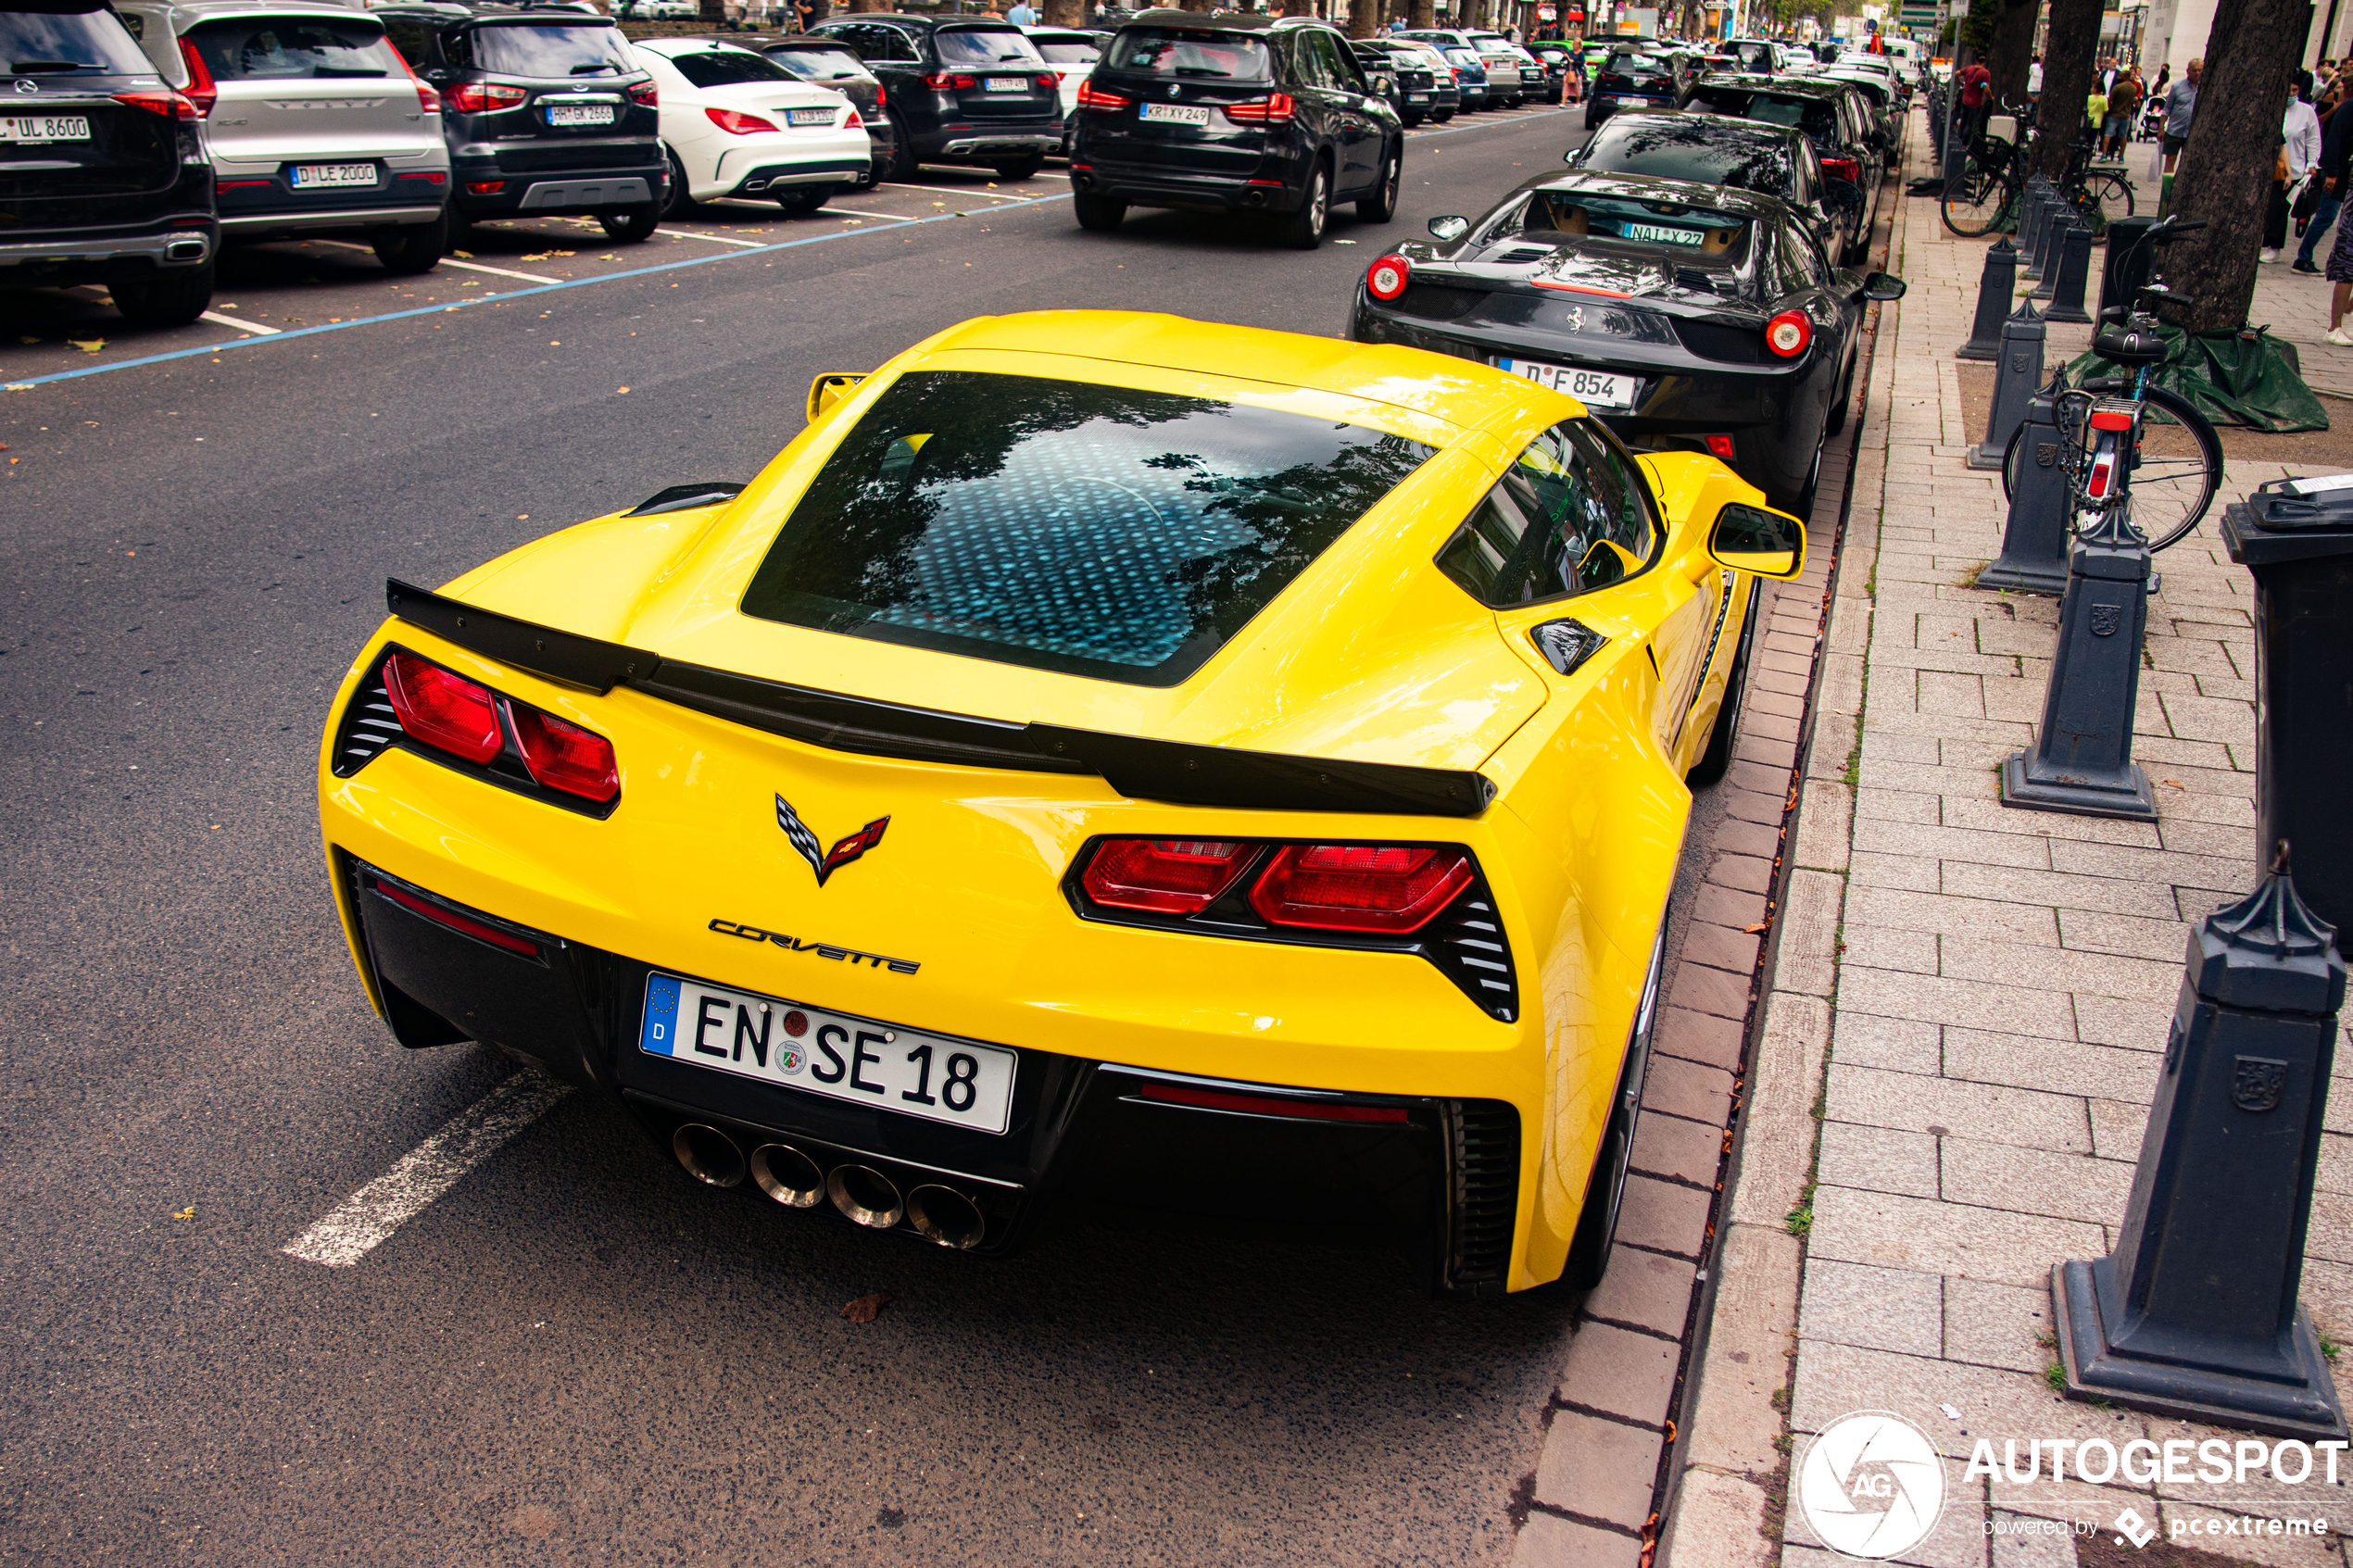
2098 215 2160 324
2222 475 2353 933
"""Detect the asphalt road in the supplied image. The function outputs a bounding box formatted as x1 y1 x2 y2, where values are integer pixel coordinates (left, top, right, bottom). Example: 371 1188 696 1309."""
0 105 1674 1567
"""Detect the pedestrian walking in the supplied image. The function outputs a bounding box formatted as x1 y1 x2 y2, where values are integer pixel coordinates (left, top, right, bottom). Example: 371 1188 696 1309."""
1956 57 1990 145
2105 66 2142 157
2265 79 2323 263
2296 77 2353 272
2323 180 2353 343
1006 0 1037 22
2027 53 2042 103
2163 56 2200 176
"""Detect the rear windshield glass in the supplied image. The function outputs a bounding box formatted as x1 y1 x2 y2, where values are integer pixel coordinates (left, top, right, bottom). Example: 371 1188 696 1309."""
668 46 791 87
1728 41 1772 69
1108 28 1270 81
184 18 396 80
933 27 1042 67
1029 33 1099 63
1521 190 1751 256
462 22 632 77
739 371 1435 686
1586 120 1794 197
766 44 865 79
1602 51 1673 80
1 0 151 75
1687 86 1841 141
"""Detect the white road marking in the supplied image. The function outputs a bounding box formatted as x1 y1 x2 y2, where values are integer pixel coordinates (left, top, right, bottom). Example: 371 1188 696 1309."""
889 181 1028 200
659 228 770 247
200 311 281 335
281 1070 573 1267
308 236 563 283
819 207 916 221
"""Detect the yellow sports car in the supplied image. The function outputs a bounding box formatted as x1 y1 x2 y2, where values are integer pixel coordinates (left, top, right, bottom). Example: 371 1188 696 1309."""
317 310 1802 1294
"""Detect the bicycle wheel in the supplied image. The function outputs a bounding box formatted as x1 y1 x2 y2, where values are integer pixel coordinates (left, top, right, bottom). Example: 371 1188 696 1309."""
2093 171 2134 228
2126 383 2223 551
1942 161 2014 237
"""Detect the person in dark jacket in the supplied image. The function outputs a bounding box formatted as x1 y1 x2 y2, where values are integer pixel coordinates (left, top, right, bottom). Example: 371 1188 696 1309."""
2297 79 2353 272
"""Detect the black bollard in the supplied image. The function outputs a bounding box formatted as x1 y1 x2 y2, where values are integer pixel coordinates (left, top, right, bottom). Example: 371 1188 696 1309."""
2000 507 2158 819
2031 211 2077 302
2044 220 2096 324
1975 383 2073 594
2019 187 2053 281
1968 299 2045 471
2054 847 2349 1440
1956 238 2020 360
2099 215 2161 322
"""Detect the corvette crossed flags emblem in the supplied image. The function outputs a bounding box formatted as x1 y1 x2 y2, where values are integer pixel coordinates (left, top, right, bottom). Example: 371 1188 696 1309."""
775 795 889 887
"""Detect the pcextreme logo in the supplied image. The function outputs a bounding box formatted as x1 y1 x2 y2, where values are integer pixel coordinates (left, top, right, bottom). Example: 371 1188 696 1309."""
1795 1411 1947 1560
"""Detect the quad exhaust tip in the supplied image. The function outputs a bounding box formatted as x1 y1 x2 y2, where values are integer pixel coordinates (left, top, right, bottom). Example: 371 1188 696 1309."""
673 1123 746 1188
826 1164 903 1229
749 1143 824 1209
906 1185 986 1250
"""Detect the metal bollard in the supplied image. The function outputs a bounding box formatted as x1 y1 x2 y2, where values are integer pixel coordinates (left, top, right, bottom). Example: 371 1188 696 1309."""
1975 383 2073 593
1956 238 2020 360
2044 220 2096 324
2054 846 2349 1440
2018 185 2056 281
1968 299 2045 471
2030 211 2078 301
1999 508 2158 819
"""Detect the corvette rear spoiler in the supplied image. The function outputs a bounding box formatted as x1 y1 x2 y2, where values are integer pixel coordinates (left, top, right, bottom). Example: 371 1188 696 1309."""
384 580 1496 819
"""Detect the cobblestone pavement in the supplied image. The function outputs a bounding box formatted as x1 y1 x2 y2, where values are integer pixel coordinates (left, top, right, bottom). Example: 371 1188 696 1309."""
1661 114 2353 1568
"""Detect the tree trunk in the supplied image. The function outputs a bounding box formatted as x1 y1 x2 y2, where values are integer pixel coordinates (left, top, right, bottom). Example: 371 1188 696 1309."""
1281 0 1315 15
2166 0 2306 331
1044 0 1082 26
2024 0 2100 182
1980 0 2037 105
1347 0 1379 39
699 0 724 23
1410 0 1433 28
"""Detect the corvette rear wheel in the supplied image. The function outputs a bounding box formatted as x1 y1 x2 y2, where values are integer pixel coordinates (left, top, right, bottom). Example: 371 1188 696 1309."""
1561 919 1667 1291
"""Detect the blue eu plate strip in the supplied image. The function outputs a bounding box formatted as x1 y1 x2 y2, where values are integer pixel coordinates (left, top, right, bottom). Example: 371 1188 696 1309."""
640 972 682 1056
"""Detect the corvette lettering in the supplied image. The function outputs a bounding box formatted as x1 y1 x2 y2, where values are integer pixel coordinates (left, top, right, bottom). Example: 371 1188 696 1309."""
708 917 920 974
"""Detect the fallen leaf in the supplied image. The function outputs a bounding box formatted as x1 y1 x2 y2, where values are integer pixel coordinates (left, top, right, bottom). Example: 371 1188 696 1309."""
19 336 36 345
172 1207 195 1220
69 339 104 353
840 1292 890 1323
453 249 475 258
615 386 630 395
520 252 552 261
2160 779 2184 788
1743 922 1769 935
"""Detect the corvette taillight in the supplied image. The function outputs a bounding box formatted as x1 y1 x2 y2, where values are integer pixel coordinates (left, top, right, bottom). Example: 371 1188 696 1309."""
177 38 218 117
1082 838 1252 913
1249 845 1472 934
1076 79 1131 110
1365 253 1411 301
384 653 502 764
510 707 620 803
1765 308 1812 358
1225 92 1296 123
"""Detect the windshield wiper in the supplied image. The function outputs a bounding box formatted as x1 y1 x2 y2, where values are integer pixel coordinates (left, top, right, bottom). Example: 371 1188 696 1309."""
314 66 389 76
11 59 102 72
568 62 618 73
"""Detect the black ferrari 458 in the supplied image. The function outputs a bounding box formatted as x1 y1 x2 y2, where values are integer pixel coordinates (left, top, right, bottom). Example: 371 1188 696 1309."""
1347 170 1904 514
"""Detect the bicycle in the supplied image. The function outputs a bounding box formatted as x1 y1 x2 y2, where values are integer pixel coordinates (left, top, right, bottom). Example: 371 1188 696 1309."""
1999 215 2224 552
1943 119 2135 238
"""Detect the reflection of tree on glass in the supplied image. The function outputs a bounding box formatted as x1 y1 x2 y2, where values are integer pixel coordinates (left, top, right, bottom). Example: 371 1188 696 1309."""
740 372 1434 686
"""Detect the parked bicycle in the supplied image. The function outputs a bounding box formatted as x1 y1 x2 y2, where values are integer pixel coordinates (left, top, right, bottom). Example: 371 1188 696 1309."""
1999 215 2224 552
1943 119 2134 239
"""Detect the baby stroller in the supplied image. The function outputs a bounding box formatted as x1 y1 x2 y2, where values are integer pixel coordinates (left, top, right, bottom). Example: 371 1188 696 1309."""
2137 94 2165 141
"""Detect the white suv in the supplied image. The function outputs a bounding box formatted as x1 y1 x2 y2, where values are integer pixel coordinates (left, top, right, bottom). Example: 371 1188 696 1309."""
119 0 452 272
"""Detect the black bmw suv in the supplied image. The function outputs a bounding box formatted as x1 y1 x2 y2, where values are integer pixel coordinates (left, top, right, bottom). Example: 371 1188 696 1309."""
1 0 217 325
808 13 1060 181
1069 12 1403 249
377 2 665 243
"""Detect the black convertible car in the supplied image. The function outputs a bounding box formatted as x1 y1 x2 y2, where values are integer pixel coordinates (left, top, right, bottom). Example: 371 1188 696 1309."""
1347 170 1904 514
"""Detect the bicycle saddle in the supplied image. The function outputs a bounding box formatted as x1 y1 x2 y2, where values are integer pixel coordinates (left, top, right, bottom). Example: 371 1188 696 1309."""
2094 317 2169 366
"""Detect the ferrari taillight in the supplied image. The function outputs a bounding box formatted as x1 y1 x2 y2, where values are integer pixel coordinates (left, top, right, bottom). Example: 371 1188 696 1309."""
1365 253 1411 301
384 653 503 764
1076 79 1131 111
1249 845 1473 934
1082 838 1252 913
510 707 620 803
1765 308 1812 358
1225 92 1296 123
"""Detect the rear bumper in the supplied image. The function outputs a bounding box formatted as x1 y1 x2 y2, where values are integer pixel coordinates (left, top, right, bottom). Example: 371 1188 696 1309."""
731 159 867 194
922 128 1061 161
1071 161 1301 214
220 203 446 236
453 173 657 218
0 219 217 280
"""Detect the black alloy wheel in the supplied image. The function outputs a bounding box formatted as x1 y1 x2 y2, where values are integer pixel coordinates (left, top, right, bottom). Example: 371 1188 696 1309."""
661 146 695 220
371 208 447 275
598 203 661 243
777 182 836 215
1073 190 1126 231
1559 920 1667 1290
1278 163 1328 250
109 262 214 327
887 128 921 183
995 156 1044 181
1357 149 1400 222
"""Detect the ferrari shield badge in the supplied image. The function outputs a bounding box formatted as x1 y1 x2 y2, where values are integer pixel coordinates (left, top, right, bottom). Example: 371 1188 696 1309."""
775 796 889 887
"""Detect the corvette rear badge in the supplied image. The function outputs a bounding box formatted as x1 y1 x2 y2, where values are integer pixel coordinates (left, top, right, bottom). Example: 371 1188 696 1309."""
775 795 889 887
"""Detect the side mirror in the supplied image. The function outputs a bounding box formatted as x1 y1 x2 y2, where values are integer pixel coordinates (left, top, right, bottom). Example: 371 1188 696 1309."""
1859 270 1906 301
1371 71 1395 95
1428 214 1471 242
1708 502 1806 579
806 371 868 420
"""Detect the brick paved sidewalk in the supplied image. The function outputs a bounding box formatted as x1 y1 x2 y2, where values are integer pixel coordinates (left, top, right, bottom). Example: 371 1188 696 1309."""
1660 117 2353 1568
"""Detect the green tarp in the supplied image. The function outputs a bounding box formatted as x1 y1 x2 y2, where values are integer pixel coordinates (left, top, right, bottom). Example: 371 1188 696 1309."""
2065 322 2331 433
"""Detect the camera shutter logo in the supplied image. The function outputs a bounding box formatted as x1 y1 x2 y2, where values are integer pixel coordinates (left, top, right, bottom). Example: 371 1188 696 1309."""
1795 1411 1946 1560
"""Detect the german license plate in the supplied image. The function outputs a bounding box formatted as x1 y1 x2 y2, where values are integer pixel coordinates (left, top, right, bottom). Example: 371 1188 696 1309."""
288 162 375 188
1 115 91 143
639 972 1017 1135
1407 92 1428 100
1140 102 1210 126
786 107 834 126
985 75 1028 92
1623 220 1705 245
1495 358 1635 409
547 103 616 126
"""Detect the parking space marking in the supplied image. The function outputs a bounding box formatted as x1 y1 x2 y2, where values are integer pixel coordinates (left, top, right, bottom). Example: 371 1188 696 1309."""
889 181 1032 200
820 207 917 221
304 237 563 283
281 1070 573 1268
199 311 280 335
659 229 771 247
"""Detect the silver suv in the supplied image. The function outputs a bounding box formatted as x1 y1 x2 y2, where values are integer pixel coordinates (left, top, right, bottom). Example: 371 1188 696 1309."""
1398 29 1521 105
119 0 452 272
